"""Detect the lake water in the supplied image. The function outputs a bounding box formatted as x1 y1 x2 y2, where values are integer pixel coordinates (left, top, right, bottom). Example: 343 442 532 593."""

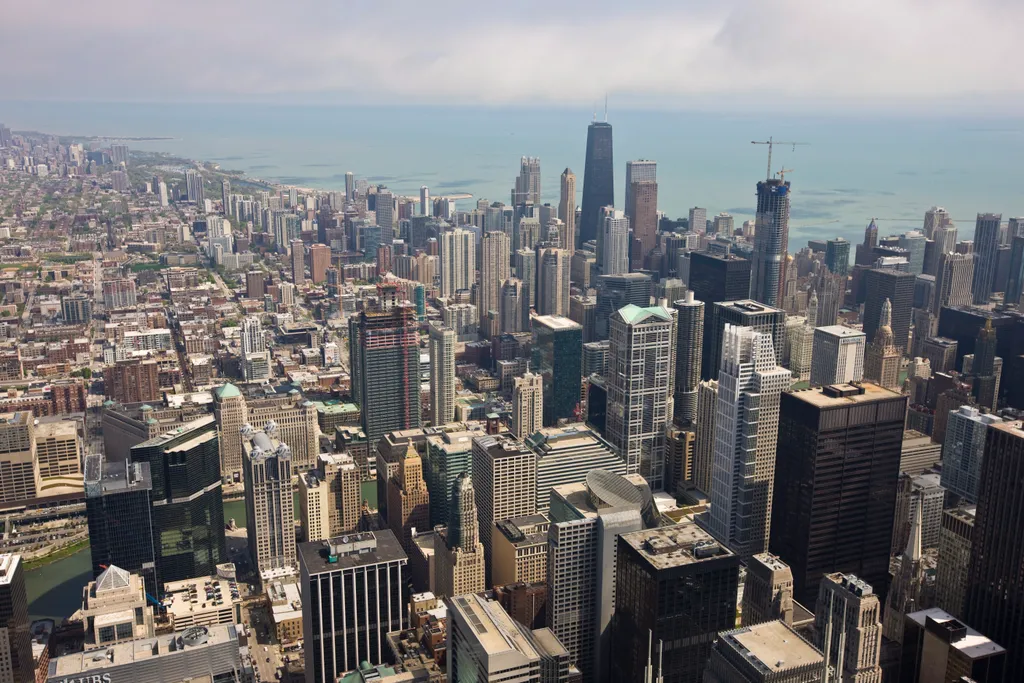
26 546 92 622
2 101 1023 247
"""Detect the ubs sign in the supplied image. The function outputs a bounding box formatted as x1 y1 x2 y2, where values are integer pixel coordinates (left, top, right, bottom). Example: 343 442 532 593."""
56 676 112 683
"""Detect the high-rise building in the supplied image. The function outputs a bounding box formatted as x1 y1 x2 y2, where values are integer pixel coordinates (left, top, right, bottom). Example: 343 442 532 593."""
704 620 825 683
741 553 798 627
972 212 1002 304
537 248 570 316
559 169 577 251
528 424 626 515
439 228 476 298
751 178 791 308
624 160 656 218
708 325 791 559
344 171 354 202
580 121 614 248
300 531 407 682
863 269 915 353
419 185 430 216
349 286 422 446
514 247 538 308
863 299 902 390
770 384 907 606
309 243 331 283
290 239 305 284
102 278 137 309
61 293 92 324
84 456 158 596
692 380 719 496
387 441 430 553
480 231 511 325
899 230 928 275
298 453 360 542
376 187 396 243
246 269 266 299
883 497 926 642
429 324 456 426
0 554 33 683
500 278 529 334
447 592 576 683
704 300 786 384
213 383 247 480
606 304 677 491
672 292 704 425
184 168 204 204
964 420 1024 671
129 415 226 584
435 472 486 598
813 573 883 683
242 426 296 582
513 156 542 206
598 208 629 276
512 372 544 440
104 358 162 404
611 523 740 683
594 272 652 338
901 608 1006 683
810 325 865 386
532 315 582 427
547 471 656 683
941 406 1003 504
1006 235 1024 307
629 181 658 266
932 252 974 316
472 434 536 577
936 506 975 619
825 237 851 277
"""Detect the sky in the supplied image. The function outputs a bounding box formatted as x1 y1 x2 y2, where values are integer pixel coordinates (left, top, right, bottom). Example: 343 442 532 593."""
4 0 1024 112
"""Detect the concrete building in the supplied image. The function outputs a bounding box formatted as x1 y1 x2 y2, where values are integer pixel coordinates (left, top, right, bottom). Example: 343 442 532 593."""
692 380 719 496
901 608 1005 683
429 324 456 426
300 531 407 682
941 406 1004 505
863 299 902 390
673 291 704 426
708 325 791 559
310 243 331 283
606 304 677 491
531 315 583 428
513 372 544 440
742 553 799 628
298 453 361 542
242 425 296 582
598 208 629 277
480 231 511 328
936 506 975 620
387 441 431 554
78 565 155 646
537 248 571 317
704 620 825 683
525 423 627 514
435 472 486 599
0 554 33 683
610 523 740 683
813 573 883 683
162 573 243 630
810 326 865 386
492 514 550 586
291 239 305 285
932 252 974 316
704 300 786 384
559 169 577 251
213 382 247 480
33 419 82 494
472 434 537 579
629 180 659 266
624 160 656 219
439 228 476 298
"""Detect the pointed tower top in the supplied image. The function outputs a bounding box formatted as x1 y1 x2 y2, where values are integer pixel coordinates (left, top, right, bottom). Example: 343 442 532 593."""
807 289 819 327
906 494 923 563
880 298 892 328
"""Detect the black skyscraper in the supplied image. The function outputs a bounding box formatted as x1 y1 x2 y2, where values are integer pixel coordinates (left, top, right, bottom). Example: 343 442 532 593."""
84 454 158 596
863 268 915 353
770 383 907 607
688 253 753 379
703 300 784 382
130 415 226 585
580 121 614 249
965 421 1024 673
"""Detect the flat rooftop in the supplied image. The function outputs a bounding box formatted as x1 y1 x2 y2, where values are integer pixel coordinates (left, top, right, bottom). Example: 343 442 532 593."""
532 315 581 330
907 608 1006 659
990 420 1024 439
815 325 865 338
298 529 407 576
724 621 823 673
619 521 734 570
788 382 902 408
0 554 21 585
450 594 539 660
161 575 241 621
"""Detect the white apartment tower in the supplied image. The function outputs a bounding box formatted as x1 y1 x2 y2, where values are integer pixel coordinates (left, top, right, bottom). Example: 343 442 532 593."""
429 324 457 426
512 372 544 440
439 228 476 298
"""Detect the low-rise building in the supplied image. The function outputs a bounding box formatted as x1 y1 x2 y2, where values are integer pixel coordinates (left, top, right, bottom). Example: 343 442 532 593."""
161 574 243 630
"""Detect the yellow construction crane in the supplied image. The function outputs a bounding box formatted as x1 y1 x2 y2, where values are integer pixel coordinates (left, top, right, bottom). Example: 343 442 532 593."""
751 138 808 180
777 167 795 182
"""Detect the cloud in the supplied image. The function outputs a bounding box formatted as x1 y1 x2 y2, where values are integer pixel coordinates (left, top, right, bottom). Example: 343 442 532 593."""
3 0 1023 111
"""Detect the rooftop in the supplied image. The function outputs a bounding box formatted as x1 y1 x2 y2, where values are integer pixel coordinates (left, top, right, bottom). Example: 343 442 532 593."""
532 315 582 331
298 530 407 576
723 621 823 674
990 420 1024 438
618 521 734 570
815 325 865 339
0 554 21 585
449 593 539 660
907 608 1006 659
615 304 673 324
788 382 903 408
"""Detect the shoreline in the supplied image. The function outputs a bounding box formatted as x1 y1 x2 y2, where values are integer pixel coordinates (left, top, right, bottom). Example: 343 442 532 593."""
24 538 90 572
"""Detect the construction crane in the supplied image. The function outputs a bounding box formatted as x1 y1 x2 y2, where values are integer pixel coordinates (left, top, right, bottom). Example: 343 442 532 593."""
751 138 808 180
777 167 795 182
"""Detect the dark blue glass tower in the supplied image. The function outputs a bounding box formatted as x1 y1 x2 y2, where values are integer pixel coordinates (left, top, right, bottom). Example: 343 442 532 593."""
580 121 614 249
751 178 791 308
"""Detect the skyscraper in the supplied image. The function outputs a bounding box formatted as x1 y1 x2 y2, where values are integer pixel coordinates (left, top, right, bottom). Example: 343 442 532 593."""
741 553 797 627
611 523 740 683
344 171 354 202
500 278 528 334
537 247 570 316
751 178 791 308
298 453 361 542
692 380 719 496
708 325 791 558
0 555 33 683
964 420 1024 672
672 292 704 425
810 325 866 386
214 383 247 480
472 434 536 578
242 426 296 581
936 506 975 619
439 228 476 298
770 383 907 606
863 299 902 390
513 156 542 206
349 285 422 446
435 472 486 598
704 300 786 384
84 456 158 596
184 168 204 204
386 441 430 554
932 252 974 316
624 159 656 218
606 304 677 491
309 243 330 283
594 272 652 338
420 185 430 216
480 231 511 326
512 372 544 440
629 181 658 267
863 268 915 352
429 324 456 426
300 531 407 683
598 207 629 276
972 212 1002 304
557 168 578 252
290 239 305 284
813 573 883 683
580 121 614 248
1006 235 1024 307
532 316 583 427
375 187 396 243
824 237 851 277
705 620 825 683
129 415 226 584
